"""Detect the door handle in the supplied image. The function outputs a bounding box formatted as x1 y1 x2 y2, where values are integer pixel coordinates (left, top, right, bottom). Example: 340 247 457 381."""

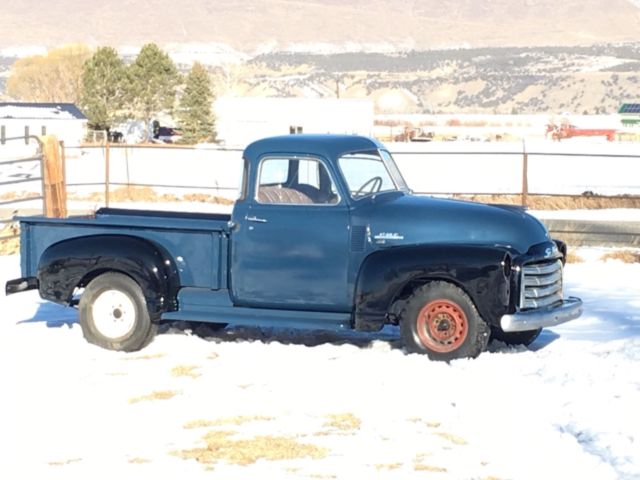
246 215 268 223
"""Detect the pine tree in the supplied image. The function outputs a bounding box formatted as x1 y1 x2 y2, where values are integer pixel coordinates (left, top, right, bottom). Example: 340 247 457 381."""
128 43 179 127
177 62 216 144
80 46 129 132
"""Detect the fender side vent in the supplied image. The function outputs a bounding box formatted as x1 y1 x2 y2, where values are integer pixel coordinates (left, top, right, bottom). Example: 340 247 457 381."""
351 225 366 252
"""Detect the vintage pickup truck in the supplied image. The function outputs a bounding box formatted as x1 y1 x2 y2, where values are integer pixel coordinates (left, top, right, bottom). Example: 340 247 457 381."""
6 134 582 360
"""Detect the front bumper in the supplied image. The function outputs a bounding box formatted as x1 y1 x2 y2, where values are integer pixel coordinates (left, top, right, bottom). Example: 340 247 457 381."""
500 296 583 332
5 277 39 296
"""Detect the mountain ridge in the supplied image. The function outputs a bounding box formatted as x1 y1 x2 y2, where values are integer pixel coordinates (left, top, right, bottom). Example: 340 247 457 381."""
2 0 640 52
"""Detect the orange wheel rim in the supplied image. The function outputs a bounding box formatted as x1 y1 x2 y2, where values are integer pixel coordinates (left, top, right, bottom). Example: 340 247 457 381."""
416 299 469 353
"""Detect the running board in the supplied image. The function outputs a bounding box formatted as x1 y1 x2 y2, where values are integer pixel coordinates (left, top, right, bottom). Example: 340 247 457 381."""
161 287 352 330
161 307 352 330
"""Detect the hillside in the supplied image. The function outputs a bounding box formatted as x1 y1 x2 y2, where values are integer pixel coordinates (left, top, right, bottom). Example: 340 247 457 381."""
1 0 640 51
209 45 640 114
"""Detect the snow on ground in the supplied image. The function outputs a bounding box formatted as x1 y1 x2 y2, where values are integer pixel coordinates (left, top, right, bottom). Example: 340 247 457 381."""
0 250 639 480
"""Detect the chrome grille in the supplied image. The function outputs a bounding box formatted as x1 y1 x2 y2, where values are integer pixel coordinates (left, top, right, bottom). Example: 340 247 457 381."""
520 259 563 310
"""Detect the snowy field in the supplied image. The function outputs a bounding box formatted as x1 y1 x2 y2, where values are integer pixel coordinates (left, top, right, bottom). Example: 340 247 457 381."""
1 249 639 480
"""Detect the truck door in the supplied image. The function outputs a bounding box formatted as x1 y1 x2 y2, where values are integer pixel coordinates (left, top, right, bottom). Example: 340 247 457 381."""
230 155 351 311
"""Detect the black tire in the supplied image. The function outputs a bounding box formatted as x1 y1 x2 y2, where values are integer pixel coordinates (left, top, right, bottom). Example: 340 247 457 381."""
400 281 490 361
78 272 157 351
491 327 541 346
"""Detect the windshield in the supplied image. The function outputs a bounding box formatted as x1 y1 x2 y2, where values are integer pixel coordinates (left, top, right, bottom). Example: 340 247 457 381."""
338 149 409 199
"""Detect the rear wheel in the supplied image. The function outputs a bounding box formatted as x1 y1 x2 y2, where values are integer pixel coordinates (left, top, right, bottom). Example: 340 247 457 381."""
79 272 156 351
400 281 489 361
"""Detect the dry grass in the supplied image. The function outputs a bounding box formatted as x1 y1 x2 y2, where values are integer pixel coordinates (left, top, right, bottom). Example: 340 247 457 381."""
175 430 328 466
0 191 41 201
48 458 82 466
128 457 151 464
0 237 20 255
435 432 468 445
183 193 234 205
69 186 234 205
128 390 179 404
122 352 166 361
414 463 447 472
170 365 201 379
322 413 362 432
455 194 640 210
565 250 585 263
0 219 20 255
601 250 640 263
184 416 275 429
375 463 403 471
408 417 441 428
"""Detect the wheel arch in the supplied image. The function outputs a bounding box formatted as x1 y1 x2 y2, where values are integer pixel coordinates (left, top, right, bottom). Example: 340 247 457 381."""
37 234 181 318
353 244 514 332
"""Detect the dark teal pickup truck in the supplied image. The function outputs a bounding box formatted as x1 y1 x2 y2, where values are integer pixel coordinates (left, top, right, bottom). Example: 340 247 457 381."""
6 135 582 360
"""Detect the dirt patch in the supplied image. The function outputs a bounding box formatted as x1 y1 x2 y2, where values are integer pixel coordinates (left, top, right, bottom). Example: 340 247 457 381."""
184 416 275 429
175 430 328 466
375 463 403 471
128 390 179 404
453 194 640 210
601 250 640 263
171 365 201 379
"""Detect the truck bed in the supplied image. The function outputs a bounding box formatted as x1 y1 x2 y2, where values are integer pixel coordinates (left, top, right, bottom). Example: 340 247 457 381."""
19 207 231 289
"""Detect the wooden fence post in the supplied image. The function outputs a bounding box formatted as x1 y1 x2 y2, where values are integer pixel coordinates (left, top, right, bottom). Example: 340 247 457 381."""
41 135 67 218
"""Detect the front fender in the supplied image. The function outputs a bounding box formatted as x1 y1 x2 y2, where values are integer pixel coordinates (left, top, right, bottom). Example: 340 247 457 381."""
38 235 180 317
354 244 514 331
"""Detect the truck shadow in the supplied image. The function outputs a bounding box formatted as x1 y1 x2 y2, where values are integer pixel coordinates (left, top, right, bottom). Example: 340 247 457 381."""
161 321 567 354
15 296 78 328
161 321 406 350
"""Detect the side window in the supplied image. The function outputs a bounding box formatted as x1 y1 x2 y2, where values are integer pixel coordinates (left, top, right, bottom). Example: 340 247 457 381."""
257 157 339 206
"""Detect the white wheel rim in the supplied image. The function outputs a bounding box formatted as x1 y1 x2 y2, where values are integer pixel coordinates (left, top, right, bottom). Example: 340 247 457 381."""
92 289 136 340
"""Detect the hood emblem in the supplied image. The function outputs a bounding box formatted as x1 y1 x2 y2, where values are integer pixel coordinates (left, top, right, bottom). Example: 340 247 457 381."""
373 232 404 244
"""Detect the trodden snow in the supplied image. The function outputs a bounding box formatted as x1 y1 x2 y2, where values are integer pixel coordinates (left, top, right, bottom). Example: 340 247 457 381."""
0 249 638 480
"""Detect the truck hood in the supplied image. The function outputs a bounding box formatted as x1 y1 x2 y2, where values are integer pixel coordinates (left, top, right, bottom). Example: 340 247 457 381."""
357 193 550 254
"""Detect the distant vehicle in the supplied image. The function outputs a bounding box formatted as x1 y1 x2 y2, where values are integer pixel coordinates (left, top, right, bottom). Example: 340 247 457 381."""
154 126 182 144
6 135 582 360
546 123 616 141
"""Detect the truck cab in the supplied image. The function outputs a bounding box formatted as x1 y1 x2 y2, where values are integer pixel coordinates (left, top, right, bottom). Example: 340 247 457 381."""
6 134 583 360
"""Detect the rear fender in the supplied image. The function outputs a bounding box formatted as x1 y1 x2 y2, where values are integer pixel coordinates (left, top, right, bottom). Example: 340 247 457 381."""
354 244 514 331
37 235 180 317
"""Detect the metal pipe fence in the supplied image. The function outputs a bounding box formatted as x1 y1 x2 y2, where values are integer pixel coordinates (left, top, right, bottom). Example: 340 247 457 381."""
0 136 45 242
391 147 640 204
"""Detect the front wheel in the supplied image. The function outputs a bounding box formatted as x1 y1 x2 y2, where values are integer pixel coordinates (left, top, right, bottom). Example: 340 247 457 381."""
400 281 490 361
79 272 156 351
